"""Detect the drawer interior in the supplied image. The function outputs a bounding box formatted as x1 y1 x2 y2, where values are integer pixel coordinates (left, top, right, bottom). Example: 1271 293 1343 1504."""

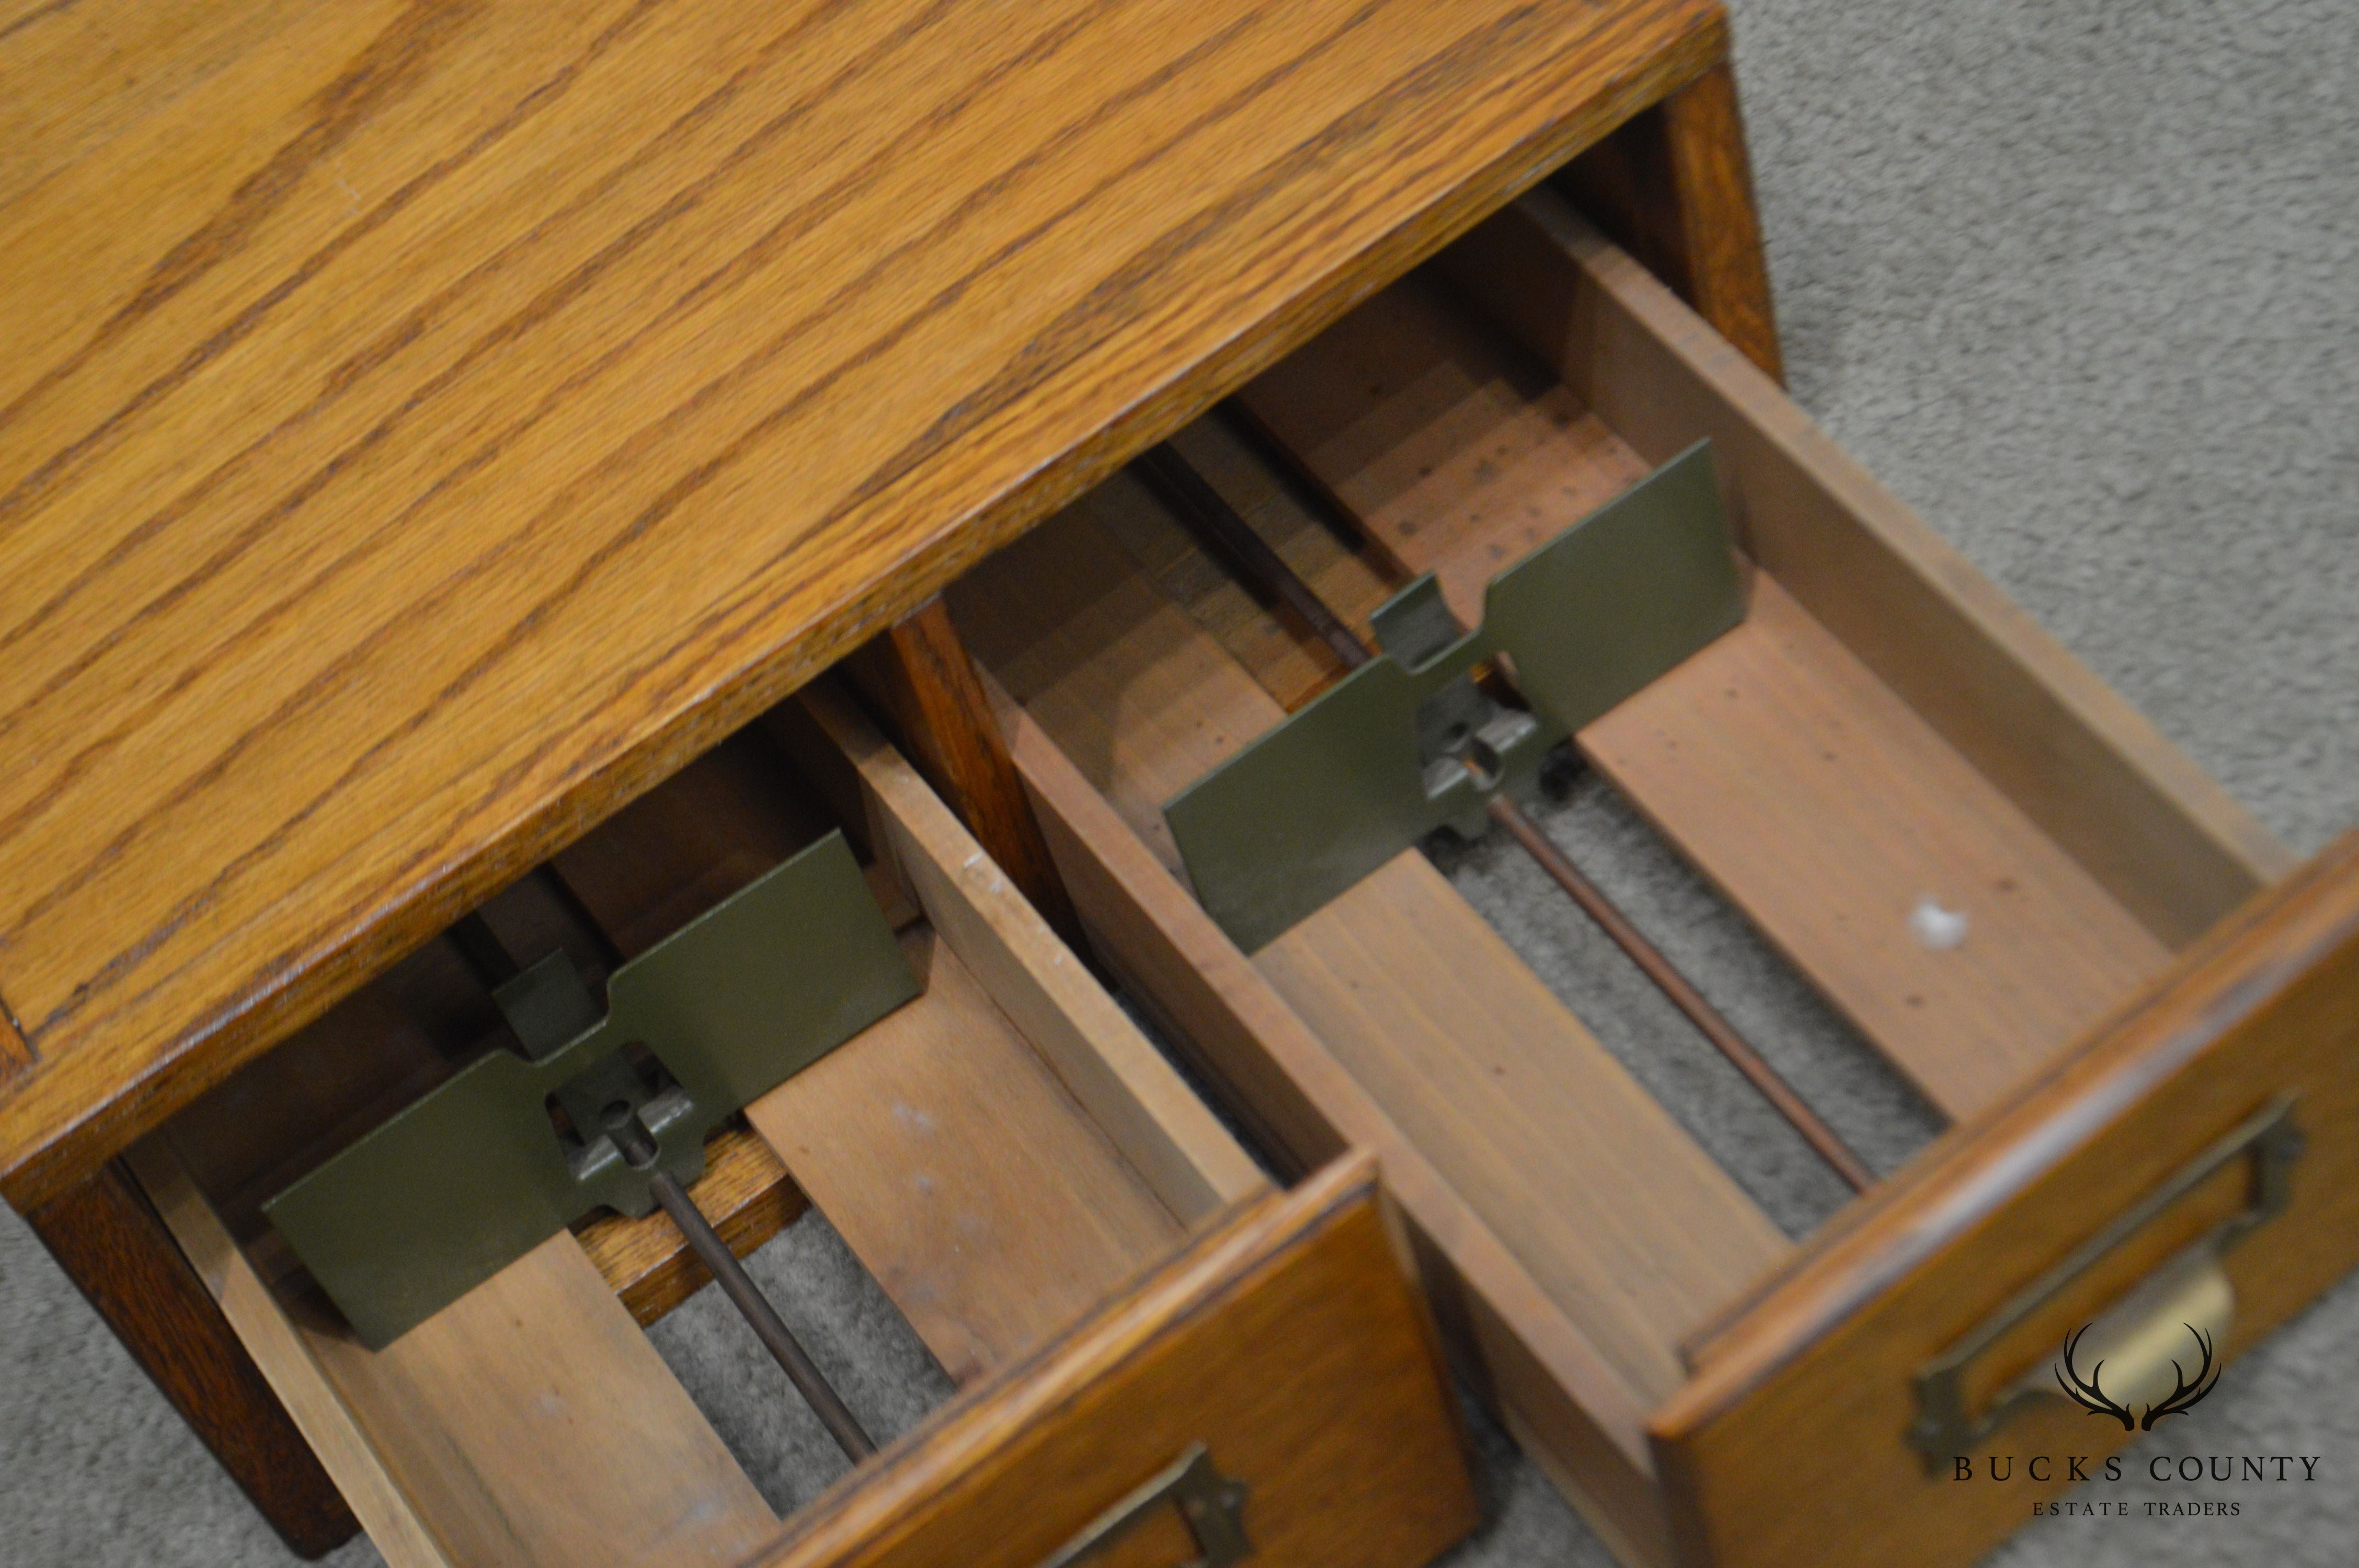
1230 282 2171 1122
134 682 1303 1563
954 392 1787 1416
939 188 2288 1554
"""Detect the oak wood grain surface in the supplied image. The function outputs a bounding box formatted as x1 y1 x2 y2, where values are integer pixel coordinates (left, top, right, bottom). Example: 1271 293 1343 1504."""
0 0 1726 1209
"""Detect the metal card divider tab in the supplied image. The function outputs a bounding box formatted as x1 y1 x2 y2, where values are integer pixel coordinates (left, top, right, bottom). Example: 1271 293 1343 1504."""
264 829 920 1348
1162 442 1745 954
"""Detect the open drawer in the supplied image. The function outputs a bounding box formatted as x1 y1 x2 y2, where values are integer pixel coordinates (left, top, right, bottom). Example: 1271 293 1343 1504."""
127 684 1478 1568
940 185 2359 1568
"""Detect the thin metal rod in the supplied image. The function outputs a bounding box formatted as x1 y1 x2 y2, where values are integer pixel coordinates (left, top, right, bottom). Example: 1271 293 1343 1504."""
1132 443 1373 673
648 1170 879 1459
608 1112 876 1460
1483 797 1873 1190
1150 436 1873 1192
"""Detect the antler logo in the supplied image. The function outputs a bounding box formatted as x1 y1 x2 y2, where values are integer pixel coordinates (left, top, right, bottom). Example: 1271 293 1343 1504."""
2056 1322 2220 1432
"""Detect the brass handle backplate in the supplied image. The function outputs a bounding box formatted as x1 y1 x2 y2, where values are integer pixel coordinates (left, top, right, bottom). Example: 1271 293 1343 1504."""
1909 1096 2303 1467
1037 1443 1250 1568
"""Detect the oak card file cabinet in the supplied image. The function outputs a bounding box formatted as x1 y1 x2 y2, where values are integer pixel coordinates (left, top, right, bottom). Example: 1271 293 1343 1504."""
6 5 2357 1568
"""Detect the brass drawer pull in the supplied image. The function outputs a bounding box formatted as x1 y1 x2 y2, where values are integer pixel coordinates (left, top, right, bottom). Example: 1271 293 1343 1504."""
1038 1443 1250 1568
1910 1097 2303 1465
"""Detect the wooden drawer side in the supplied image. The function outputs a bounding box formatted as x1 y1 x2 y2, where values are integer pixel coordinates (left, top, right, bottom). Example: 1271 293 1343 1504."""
781 681 1262 1226
717 678 1268 1387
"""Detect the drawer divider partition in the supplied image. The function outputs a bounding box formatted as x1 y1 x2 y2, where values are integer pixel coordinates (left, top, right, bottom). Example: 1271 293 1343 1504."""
937 208 2355 1568
544 723 1204 1386
132 695 1287 1567
953 508 1789 1400
558 681 1268 1386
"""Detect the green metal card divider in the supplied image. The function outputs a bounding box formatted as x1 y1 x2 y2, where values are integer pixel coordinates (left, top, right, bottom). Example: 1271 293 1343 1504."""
1162 442 1745 953
265 830 917 1347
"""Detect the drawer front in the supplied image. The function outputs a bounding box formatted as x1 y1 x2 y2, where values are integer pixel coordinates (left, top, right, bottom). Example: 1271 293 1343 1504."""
759 1155 1476 1568
1654 831 2359 1568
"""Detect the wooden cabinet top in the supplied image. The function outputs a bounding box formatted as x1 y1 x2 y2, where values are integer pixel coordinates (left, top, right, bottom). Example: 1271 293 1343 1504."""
0 0 1721 1206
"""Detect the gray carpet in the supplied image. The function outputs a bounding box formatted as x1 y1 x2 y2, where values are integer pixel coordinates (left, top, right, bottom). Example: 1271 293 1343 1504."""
4 2 2353 1562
